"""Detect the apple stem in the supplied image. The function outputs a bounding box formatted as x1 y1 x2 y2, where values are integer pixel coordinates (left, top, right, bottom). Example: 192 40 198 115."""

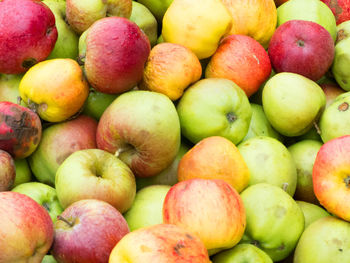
16 96 22 105
57 215 74 227
282 183 289 192
313 121 321 135
26 99 38 114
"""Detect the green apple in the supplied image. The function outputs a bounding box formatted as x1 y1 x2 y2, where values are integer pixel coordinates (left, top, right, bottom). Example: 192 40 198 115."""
238 136 297 196
332 21 350 91
262 72 326 137
12 182 63 223
319 91 350 142
136 142 190 190
295 125 322 142
242 103 282 142
288 140 323 204
42 255 57 263
129 1 158 47
296 201 330 229
177 78 252 145
294 216 350 263
82 88 118 120
138 0 173 22
211 244 273 263
0 74 26 105
277 0 337 41
55 148 136 213
123 185 171 231
12 158 32 188
44 0 79 59
240 183 305 262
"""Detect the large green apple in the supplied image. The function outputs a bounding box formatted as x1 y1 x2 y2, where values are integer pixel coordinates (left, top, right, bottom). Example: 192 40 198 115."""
44 0 79 60
238 136 297 196
177 78 252 145
277 0 337 41
296 201 330 229
294 216 350 262
138 0 173 22
12 182 63 223
288 140 323 204
124 185 171 231
211 244 273 263
262 72 326 137
0 74 26 106
240 183 305 262
12 158 32 188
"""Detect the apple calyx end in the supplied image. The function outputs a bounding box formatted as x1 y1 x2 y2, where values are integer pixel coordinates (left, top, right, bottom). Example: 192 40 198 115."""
296 39 305 47
226 112 237 123
344 176 350 188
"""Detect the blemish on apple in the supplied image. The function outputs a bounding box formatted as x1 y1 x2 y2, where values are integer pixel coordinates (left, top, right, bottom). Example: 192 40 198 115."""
338 102 349 111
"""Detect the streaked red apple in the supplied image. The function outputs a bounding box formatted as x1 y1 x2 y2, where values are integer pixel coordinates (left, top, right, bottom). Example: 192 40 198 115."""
0 149 15 191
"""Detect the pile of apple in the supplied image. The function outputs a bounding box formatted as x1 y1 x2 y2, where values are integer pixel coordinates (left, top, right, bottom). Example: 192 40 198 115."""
1 0 350 262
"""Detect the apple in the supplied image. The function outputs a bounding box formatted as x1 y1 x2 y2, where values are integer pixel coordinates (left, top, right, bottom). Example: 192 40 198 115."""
12 182 63 223
177 78 252 145
163 178 246 254
211 244 273 263
43 0 79 60
12 158 32 187
0 149 15 191
124 185 171 231
177 136 250 193
262 72 326 137
277 0 337 41
79 17 151 94
136 142 190 190
109 224 210 262
0 101 42 159
288 140 323 204
205 33 272 97
320 83 345 108
296 201 330 229
321 0 350 25
55 148 136 213
66 0 132 34
82 89 118 120
319 91 350 142
242 103 283 142
238 136 297 196
294 216 350 262
313 135 350 221
42 255 57 263
0 74 26 105
129 1 158 47
0 191 53 262
268 20 335 82
0 0 57 74
138 0 173 22
52 199 130 263
240 183 305 262
96 90 181 178
28 114 98 186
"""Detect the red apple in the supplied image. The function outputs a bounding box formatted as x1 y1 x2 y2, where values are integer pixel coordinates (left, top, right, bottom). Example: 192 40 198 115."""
0 0 57 74
0 191 53 262
52 199 130 263
268 20 335 81
80 17 150 94
321 0 350 25
313 135 350 221
163 178 246 255
0 101 42 159
205 34 271 97
0 150 15 191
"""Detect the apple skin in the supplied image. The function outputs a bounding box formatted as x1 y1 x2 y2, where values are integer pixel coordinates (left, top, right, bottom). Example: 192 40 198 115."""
321 82 345 107
52 199 130 263
96 90 181 178
124 185 171 231
42 255 57 263
240 183 305 262
81 17 151 94
12 158 32 187
0 191 53 262
321 0 350 25
109 224 211 263
55 148 136 213
238 136 297 196
0 101 42 159
0 149 15 191
296 201 330 229
262 72 326 137
177 78 252 145
268 20 335 82
313 135 350 221
82 89 118 120
294 216 350 263
28 114 98 186
12 182 63 223
205 34 272 97
288 140 323 204
0 0 58 74
163 178 246 254
0 74 26 106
